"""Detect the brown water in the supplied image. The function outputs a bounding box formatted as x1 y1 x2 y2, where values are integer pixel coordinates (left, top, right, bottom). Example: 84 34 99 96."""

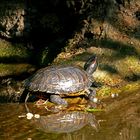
0 90 140 140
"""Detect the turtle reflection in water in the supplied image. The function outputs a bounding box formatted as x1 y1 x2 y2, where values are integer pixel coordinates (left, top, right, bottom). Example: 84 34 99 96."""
20 55 98 106
32 111 99 133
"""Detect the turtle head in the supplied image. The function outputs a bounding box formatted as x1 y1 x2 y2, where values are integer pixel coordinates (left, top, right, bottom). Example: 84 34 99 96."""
84 55 98 75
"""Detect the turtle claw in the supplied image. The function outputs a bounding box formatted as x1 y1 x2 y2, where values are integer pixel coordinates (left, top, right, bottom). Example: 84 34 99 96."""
86 88 97 103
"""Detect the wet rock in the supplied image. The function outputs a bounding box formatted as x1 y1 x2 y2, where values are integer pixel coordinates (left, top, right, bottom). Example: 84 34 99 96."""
0 78 24 102
0 0 26 38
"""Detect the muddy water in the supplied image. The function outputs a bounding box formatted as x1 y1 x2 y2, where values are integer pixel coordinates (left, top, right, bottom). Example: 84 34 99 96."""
0 90 140 140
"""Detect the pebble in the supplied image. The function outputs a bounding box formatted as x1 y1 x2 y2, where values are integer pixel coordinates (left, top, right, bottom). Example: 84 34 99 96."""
93 97 98 103
111 93 119 98
26 112 34 120
34 114 40 119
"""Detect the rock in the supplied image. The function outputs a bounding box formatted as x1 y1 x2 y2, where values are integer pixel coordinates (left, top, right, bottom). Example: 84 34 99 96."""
0 39 35 77
0 0 26 38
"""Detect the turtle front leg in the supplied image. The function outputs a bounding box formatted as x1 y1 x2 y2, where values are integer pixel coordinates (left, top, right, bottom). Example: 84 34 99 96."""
86 88 97 102
50 94 68 106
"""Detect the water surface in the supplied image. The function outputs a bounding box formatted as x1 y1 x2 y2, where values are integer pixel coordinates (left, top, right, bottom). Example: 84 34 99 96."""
0 90 140 140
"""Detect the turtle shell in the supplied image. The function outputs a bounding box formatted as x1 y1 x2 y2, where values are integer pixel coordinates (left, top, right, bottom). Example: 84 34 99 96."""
25 66 92 95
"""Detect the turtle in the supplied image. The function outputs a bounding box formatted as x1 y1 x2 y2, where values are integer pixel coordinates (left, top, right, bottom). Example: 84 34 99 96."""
21 55 98 105
32 111 99 133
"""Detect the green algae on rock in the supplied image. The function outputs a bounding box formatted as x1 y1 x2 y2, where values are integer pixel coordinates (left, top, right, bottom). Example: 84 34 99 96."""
0 63 35 77
0 39 35 77
0 39 31 62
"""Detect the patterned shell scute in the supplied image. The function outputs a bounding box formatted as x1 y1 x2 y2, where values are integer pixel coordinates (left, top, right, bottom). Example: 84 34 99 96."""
25 66 92 94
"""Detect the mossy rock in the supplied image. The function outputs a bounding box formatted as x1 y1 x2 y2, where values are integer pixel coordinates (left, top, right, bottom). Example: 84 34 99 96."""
0 39 35 77
0 63 35 77
0 39 32 62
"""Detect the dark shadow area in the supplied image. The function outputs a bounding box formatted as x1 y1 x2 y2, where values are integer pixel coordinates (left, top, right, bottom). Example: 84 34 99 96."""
0 71 35 80
23 0 82 66
135 10 140 20
0 56 32 63
0 95 20 103
124 73 140 82
98 38 140 58
99 64 118 74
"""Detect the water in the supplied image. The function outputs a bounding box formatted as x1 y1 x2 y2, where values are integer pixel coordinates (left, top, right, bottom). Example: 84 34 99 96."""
0 90 140 140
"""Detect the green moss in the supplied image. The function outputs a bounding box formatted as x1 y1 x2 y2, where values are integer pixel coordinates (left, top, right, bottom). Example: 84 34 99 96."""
0 63 35 77
115 56 140 79
0 39 35 77
121 81 140 93
96 81 140 99
97 86 113 97
0 39 32 62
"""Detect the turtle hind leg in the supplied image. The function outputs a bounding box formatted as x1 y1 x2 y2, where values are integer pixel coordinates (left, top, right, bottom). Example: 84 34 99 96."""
19 89 30 103
50 95 68 106
25 92 30 103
